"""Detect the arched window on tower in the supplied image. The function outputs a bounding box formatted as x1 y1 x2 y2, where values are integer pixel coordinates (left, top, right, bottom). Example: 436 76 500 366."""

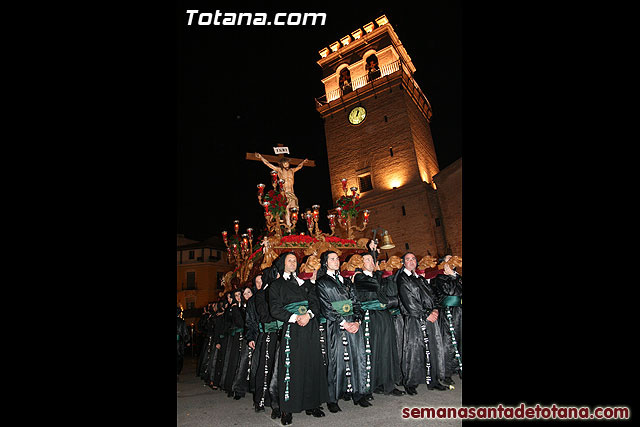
339 67 353 95
366 54 381 82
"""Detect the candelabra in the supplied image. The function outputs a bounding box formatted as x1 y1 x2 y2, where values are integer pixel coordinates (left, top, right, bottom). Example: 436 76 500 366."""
303 204 324 238
221 221 255 283
332 179 370 240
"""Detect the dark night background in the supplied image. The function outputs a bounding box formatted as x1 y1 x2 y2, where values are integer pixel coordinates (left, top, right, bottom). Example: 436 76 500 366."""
177 1 462 242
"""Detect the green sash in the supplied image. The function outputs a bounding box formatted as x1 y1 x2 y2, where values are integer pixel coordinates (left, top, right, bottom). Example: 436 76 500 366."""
317 316 326 324
441 295 462 307
331 299 353 316
388 307 401 316
284 300 309 315
230 327 243 336
361 299 387 311
261 320 284 332
177 333 180 341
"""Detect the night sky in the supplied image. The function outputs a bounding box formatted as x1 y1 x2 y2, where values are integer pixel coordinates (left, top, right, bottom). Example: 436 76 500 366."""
177 1 462 242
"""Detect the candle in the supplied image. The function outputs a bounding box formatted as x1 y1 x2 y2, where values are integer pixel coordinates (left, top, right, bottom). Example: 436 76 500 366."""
350 186 358 196
341 178 348 192
363 209 370 222
290 207 298 222
278 179 285 191
233 220 240 234
246 228 253 240
257 183 265 195
271 170 278 183
327 214 335 227
312 205 320 220
222 230 228 243
306 212 313 228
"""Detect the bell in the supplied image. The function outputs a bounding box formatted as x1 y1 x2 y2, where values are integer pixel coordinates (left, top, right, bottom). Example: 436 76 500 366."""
379 230 395 249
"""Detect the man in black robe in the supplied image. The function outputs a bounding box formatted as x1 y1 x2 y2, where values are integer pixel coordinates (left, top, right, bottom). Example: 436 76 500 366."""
177 307 191 381
251 266 283 418
196 303 214 382
231 286 254 399
269 252 328 425
432 256 462 384
353 248 404 397
315 250 371 412
396 252 449 394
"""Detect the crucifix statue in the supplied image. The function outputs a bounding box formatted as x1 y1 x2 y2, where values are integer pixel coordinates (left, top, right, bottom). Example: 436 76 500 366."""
246 145 315 228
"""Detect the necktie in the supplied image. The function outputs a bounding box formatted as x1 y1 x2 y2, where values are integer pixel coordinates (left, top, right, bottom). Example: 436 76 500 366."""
289 273 297 283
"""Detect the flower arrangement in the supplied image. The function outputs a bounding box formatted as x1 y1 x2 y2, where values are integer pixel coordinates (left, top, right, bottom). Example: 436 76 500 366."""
278 234 357 247
335 194 362 219
263 189 287 217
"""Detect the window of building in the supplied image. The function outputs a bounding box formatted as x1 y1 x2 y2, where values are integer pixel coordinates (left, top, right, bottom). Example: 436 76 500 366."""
358 174 373 192
389 146 393 156
188 250 194 260
401 205 406 216
186 272 196 290
435 218 441 227
186 298 195 310
405 243 410 250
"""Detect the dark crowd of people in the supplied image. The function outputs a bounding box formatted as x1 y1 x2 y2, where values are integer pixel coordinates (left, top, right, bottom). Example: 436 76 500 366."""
176 241 462 425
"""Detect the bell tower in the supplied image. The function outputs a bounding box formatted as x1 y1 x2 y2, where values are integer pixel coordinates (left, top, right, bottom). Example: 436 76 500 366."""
315 15 447 257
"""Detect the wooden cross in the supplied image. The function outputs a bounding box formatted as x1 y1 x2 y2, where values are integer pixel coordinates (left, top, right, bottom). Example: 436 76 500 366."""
246 144 316 167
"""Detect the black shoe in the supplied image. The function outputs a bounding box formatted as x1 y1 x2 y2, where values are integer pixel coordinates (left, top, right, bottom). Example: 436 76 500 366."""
365 394 374 401
427 383 449 391
327 402 341 413
442 377 455 385
227 391 233 397
281 412 292 425
405 386 417 395
305 408 325 417
356 398 372 407
255 405 265 412
342 392 352 401
373 388 384 394
271 408 281 419
458 372 462 380
389 388 406 396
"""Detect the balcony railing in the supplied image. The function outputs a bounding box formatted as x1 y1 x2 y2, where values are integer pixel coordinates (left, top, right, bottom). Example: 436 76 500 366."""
315 60 401 105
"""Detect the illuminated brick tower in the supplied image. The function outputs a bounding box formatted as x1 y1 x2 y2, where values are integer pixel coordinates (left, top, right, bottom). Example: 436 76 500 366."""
315 15 448 257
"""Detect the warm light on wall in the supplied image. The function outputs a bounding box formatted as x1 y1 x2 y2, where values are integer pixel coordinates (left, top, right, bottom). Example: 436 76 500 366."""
330 41 340 52
340 35 351 46
351 29 363 40
363 22 375 33
375 15 389 26
390 178 403 189
319 47 329 58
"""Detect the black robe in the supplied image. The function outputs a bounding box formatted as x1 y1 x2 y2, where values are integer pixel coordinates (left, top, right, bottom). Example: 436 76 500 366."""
315 272 367 403
384 273 404 386
432 272 462 378
397 270 446 389
232 302 254 396
210 312 228 386
221 304 245 392
177 316 191 375
251 285 281 409
353 270 401 394
196 314 214 381
269 276 328 413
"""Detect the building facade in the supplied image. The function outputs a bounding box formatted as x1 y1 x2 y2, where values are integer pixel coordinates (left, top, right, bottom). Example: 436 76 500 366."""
177 235 232 326
316 16 460 259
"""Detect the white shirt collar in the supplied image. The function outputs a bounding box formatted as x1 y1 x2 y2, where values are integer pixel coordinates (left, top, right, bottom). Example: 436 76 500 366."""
363 270 373 277
283 271 305 286
404 268 418 278
327 269 344 283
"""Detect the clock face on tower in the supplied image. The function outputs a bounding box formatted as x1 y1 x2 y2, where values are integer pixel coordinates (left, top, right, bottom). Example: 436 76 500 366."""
348 106 366 125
